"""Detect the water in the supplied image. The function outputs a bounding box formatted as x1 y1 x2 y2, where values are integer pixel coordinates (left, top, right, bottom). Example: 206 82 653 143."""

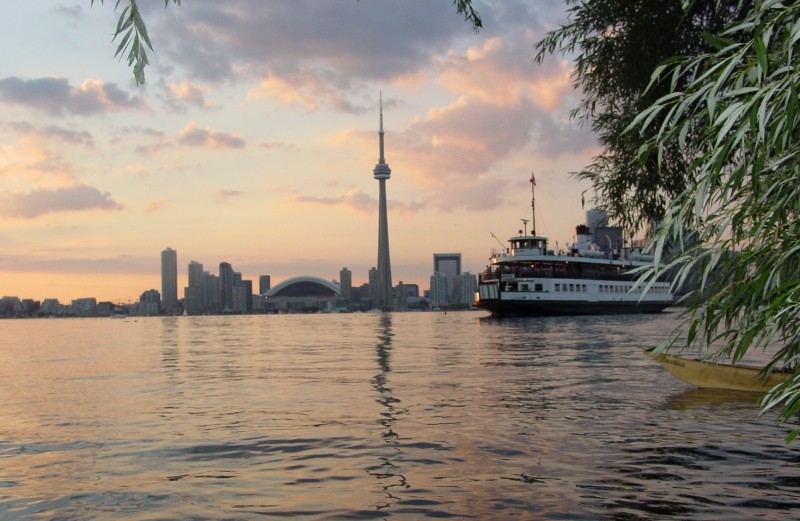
1 311 798 520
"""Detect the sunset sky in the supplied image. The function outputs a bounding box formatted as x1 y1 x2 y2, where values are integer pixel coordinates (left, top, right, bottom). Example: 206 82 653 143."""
0 1 601 303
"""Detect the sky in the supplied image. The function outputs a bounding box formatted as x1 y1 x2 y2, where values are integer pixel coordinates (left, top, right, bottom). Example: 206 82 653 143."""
0 0 601 303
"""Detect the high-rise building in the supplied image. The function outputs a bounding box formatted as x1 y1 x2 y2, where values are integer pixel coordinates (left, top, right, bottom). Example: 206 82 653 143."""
219 262 234 311
368 267 378 309
433 253 461 301
430 272 450 308
456 272 478 307
184 260 205 315
161 247 178 314
373 96 393 310
242 279 253 313
394 281 408 311
339 267 352 305
586 208 608 232
259 275 271 295
188 260 204 287
204 272 220 313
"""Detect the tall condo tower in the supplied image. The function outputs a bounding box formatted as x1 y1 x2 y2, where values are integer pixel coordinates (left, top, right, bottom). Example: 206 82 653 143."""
161 247 178 314
373 96 393 310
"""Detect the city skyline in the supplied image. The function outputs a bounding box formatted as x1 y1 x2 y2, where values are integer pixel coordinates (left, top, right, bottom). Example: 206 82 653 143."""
0 2 598 302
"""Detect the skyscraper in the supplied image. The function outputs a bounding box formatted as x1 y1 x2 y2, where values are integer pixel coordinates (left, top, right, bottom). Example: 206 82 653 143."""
184 260 205 315
339 267 352 305
161 247 178 314
456 272 478 307
373 96 393 310
430 272 450 308
259 275 271 295
433 253 461 302
219 262 234 312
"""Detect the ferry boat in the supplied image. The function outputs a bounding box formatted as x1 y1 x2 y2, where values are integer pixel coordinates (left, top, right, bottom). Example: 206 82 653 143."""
474 175 674 317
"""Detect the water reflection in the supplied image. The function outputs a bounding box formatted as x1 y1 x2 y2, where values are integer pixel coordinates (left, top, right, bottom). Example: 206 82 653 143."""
2 313 800 519
665 387 763 410
370 313 408 510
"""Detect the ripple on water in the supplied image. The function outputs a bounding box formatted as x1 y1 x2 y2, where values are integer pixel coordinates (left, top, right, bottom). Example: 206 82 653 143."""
0 313 799 520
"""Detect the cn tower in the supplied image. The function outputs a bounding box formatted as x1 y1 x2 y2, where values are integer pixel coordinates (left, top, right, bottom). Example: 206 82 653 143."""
373 95 393 310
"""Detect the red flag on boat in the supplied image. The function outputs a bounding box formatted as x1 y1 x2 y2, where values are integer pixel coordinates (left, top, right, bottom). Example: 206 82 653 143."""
530 172 536 186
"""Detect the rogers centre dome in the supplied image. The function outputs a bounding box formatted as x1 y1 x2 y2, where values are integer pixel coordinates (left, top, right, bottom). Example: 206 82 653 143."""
263 276 342 313
265 276 340 298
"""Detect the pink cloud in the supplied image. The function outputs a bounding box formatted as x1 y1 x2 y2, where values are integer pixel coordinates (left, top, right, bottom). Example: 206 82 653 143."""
0 184 123 219
178 122 246 149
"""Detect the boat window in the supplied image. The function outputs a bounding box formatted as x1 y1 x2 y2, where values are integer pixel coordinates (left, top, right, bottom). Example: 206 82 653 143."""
569 284 574 292
535 284 543 292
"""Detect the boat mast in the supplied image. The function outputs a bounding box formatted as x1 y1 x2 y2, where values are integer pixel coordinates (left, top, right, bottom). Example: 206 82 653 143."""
530 172 536 235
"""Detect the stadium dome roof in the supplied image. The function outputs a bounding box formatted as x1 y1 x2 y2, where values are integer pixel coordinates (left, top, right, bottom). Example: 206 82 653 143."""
265 276 340 298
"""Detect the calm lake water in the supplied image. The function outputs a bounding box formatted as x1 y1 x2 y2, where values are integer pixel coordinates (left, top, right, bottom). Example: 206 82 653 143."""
1 311 798 520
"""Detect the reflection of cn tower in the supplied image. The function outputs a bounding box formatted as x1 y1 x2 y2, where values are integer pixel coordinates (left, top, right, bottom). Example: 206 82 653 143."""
373 94 393 310
371 314 407 508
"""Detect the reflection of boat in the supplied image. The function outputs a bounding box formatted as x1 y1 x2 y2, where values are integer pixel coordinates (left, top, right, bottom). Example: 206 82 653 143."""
474 176 673 317
645 348 791 392
664 388 765 410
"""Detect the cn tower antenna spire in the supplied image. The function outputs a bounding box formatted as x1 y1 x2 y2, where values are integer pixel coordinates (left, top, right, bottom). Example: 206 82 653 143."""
378 92 386 164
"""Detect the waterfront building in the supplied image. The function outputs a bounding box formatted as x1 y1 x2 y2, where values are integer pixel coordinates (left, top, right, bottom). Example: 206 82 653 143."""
403 284 420 298
368 267 378 309
430 272 450 308
455 272 478 308
339 267 352 305
263 276 342 313
243 279 253 313
394 281 408 311
373 97 393 310
259 275 271 295
219 262 234 312
233 284 248 314
161 247 178 314
188 261 204 287
70 297 98 317
586 208 608 232
433 252 461 301
184 260 205 315
39 298 62 316
204 272 220 313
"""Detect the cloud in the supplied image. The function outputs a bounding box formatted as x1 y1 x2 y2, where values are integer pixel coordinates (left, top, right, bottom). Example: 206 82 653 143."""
0 184 123 219
294 188 375 214
434 28 579 111
0 136 77 184
0 77 145 116
259 140 295 151
134 142 173 157
389 96 535 186
10 121 94 146
149 1 471 110
293 187 425 216
178 121 245 149
163 80 214 112
213 189 242 202
0 253 154 275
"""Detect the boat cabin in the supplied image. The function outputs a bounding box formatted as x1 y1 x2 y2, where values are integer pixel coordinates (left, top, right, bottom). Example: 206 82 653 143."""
509 236 548 256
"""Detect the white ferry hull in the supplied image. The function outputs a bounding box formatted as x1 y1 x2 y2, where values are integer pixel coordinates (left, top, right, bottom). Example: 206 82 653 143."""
475 294 671 317
474 278 673 317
